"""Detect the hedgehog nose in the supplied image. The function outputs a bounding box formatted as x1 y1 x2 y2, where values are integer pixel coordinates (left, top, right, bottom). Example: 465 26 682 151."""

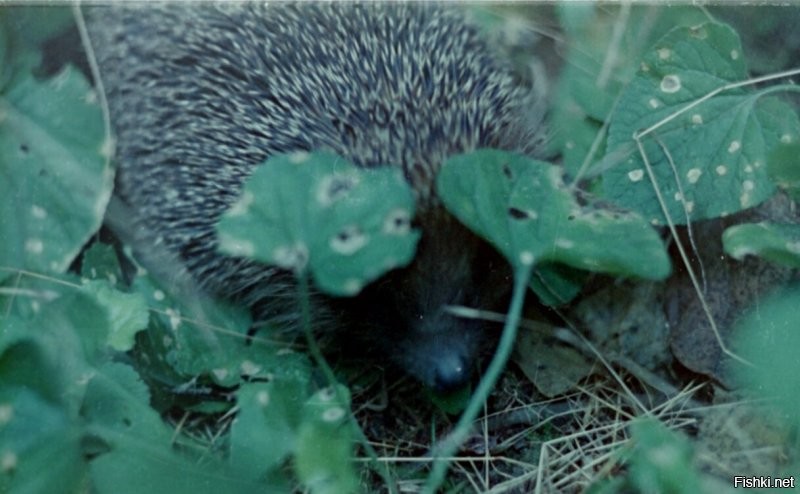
432 355 469 393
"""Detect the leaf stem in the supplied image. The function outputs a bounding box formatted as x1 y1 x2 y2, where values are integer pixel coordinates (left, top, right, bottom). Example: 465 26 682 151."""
297 272 397 494
298 271 337 387
423 262 532 493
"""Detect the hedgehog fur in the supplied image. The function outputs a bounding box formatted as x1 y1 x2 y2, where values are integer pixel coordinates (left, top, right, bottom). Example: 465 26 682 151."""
88 3 544 392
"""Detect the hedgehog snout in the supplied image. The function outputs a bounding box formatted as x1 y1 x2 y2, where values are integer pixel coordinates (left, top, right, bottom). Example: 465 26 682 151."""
411 328 481 393
396 311 484 393
430 350 471 394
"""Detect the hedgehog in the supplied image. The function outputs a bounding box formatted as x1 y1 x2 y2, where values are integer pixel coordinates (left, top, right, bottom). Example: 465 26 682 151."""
87 3 545 393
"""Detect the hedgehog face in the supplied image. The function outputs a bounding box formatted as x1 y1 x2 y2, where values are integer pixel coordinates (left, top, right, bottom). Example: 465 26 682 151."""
353 280 490 393
394 308 485 393
344 211 511 392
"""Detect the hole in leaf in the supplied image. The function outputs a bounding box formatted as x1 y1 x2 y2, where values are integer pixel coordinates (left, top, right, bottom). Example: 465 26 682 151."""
384 209 412 234
330 225 367 255
508 207 530 220
502 163 514 180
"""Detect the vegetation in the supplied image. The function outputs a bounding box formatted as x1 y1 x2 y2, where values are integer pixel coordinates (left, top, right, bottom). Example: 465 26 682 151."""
2 4 799 493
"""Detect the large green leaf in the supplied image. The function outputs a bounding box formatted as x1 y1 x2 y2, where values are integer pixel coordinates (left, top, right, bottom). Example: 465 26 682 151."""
217 152 420 296
437 149 670 279
0 62 111 281
233 382 357 493
551 4 708 176
603 22 800 224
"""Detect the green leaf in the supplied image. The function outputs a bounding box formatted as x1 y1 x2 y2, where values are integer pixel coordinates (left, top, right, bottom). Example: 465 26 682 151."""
767 142 800 201
231 380 307 478
556 2 596 36
80 242 125 285
731 283 800 424
217 151 420 296
437 149 670 279
0 291 107 413
295 385 357 494
82 362 154 431
0 7 74 49
86 362 271 494
530 263 589 306
82 280 149 352
551 5 708 176
723 222 800 269
0 63 111 282
0 387 86 494
603 22 800 224
627 420 702 494
557 117 605 180
0 18 8 87
0 7 74 91
131 268 310 389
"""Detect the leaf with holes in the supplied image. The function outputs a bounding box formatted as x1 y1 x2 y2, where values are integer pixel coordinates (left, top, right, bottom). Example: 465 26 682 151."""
550 4 708 177
603 22 800 224
0 61 111 282
723 222 800 269
437 149 670 279
217 152 420 296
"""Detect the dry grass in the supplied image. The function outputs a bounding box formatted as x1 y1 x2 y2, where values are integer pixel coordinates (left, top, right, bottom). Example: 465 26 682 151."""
352 340 791 493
